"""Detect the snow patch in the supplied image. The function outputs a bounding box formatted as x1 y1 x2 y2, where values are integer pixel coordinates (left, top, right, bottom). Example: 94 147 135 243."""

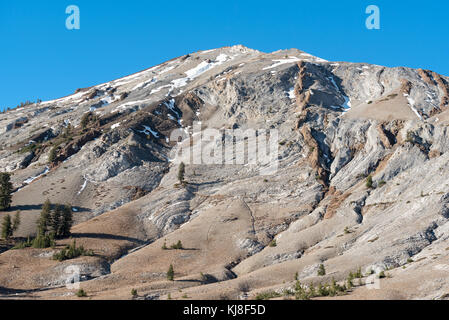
201 49 216 54
132 77 157 91
113 99 152 113
185 54 230 79
78 177 88 195
150 85 172 95
40 91 87 106
139 125 160 138
165 99 181 121
23 167 50 185
328 76 351 112
151 54 233 97
263 57 301 70
328 77 339 91
342 96 352 110
404 94 423 120
111 122 121 130
171 77 189 89
158 65 176 75
287 87 295 100
300 53 328 63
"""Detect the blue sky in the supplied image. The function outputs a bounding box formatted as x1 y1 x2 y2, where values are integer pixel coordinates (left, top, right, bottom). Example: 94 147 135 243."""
1 0 448 111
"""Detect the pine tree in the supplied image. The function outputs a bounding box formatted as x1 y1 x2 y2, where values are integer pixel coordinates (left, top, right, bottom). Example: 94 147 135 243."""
38 199 52 236
317 264 326 276
347 272 354 288
12 211 21 233
76 288 87 298
167 264 175 281
32 233 55 249
60 204 73 237
50 205 63 237
48 146 58 164
80 112 96 130
171 240 183 250
366 175 373 188
177 162 185 183
0 172 13 211
63 124 73 140
1 214 13 239
308 282 316 298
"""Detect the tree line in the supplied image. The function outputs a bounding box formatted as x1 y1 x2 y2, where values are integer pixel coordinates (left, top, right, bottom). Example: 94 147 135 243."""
1 172 74 248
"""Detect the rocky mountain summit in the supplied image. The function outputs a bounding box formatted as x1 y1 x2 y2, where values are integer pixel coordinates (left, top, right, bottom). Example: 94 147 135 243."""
0 45 448 300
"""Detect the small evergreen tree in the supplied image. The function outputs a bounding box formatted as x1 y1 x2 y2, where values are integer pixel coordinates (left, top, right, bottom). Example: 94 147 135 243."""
167 264 175 281
38 199 52 236
76 289 87 297
171 240 183 250
48 146 58 164
53 240 93 261
330 278 338 296
0 172 13 211
308 282 316 297
317 283 329 296
62 124 73 140
347 272 354 288
50 205 63 237
32 233 55 249
177 162 185 183
317 264 326 276
355 267 363 279
60 204 73 238
1 214 13 239
80 113 91 130
366 175 373 188
12 211 21 233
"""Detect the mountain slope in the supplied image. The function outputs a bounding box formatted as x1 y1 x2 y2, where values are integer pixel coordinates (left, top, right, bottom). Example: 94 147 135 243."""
0 45 448 300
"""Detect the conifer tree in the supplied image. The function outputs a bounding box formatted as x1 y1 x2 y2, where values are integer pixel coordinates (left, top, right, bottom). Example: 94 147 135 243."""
48 146 58 164
0 173 13 211
317 264 326 276
167 264 175 281
1 214 13 239
38 199 52 236
50 205 63 237
12 211 21 233
178 162 185 183
60 204 73 237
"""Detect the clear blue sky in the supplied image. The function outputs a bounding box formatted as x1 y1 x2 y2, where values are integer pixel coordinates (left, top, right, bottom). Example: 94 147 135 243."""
1 0 448 111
